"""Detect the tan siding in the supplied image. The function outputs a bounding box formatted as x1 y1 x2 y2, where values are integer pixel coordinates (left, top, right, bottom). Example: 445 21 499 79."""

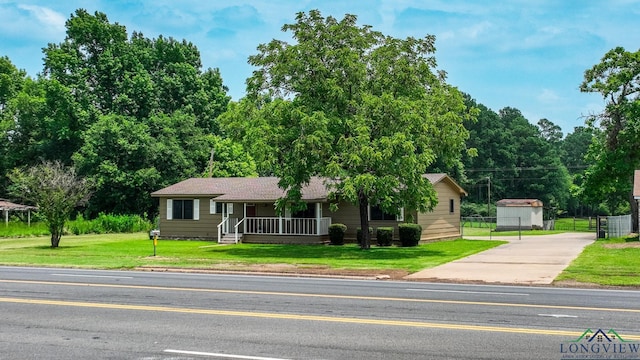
158 196 221 239
253 203 278 217
417 182 462 241
326 201 365 239
327 201 403 241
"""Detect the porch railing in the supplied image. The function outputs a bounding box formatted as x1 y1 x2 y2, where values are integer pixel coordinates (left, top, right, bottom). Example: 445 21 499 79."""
242 217 331 236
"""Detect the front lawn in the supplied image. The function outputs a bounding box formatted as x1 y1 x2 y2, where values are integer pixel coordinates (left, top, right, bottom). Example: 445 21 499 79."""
0 233 506 274
555 237 640 286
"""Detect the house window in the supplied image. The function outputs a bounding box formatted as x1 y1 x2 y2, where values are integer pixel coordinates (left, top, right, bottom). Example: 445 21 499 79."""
210 200 224 214
449 199 455 214
370 205 397 221
173 199 194 220
292 203 315 218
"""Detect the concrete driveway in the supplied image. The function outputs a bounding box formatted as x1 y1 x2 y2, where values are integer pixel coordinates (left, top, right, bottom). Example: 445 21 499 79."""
404 232 595 285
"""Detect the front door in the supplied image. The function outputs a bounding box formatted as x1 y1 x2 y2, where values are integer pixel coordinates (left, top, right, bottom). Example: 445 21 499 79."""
246 204 256 217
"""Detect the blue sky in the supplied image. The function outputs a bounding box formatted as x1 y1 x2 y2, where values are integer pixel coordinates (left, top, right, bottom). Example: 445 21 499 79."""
1 0 638 135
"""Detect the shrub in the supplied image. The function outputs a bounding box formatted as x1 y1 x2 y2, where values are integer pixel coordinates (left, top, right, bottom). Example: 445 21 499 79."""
66 213 152 235
328 223 347 245
399 223 422 247
356 227 373 245
376 227 394 246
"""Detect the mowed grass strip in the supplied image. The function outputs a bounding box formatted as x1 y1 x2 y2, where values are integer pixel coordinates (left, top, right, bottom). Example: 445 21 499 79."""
0 233 505 273
556 237 640 286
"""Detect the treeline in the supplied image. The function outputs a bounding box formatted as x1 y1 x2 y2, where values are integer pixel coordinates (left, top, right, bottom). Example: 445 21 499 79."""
452 97 596 218
0 9 629 221
0 9 256 218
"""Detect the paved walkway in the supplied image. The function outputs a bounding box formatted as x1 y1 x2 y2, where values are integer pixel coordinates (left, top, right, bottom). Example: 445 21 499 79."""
404 232 595 284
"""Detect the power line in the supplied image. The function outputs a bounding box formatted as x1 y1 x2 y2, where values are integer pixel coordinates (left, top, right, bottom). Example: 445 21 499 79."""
465 165 588 172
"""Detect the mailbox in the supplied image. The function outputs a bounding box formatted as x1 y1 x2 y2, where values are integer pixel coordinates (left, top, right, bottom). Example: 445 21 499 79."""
149 229 160 239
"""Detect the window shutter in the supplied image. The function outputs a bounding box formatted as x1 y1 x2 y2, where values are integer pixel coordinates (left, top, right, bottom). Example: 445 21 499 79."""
210 199 216 214
193 199 200 220
167 199 173 220
396 208 405 222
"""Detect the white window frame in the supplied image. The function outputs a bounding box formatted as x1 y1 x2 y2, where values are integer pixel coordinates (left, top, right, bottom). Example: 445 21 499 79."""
167 198 199 220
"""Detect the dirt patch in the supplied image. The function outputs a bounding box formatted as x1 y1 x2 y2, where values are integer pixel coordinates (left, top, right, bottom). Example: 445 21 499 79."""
136 263 410 280
603 242 640 249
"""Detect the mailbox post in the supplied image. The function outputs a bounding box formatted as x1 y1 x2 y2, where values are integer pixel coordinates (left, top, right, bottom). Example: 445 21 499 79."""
150 229 160 256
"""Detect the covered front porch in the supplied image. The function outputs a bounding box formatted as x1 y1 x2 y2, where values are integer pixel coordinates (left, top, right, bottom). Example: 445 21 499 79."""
216 202 331 243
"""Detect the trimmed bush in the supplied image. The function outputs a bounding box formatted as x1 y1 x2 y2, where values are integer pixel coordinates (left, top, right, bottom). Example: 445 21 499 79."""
356 227 373 245
328 223 347 245
376 227 394 246
399 223 422 247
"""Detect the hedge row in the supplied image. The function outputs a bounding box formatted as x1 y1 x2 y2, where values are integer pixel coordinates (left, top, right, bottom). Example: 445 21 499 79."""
328 223 422 247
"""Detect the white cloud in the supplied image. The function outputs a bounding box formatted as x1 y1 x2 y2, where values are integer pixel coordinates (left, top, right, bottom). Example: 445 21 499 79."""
460 20 493 39
537 89 562 104
18 4 66 29
0 4 66 41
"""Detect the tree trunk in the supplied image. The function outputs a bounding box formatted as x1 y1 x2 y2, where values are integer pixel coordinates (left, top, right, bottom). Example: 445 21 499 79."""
50 224 63 248
630 191 639 233
50 233 61 248
358 190 370 250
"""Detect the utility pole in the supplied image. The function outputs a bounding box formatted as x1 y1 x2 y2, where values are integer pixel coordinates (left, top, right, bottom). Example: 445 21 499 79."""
486 176 491 218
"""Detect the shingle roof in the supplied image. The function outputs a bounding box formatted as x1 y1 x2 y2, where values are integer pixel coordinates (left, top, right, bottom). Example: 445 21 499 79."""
0 199 37 211
496 199 544 207
151 177 330 202
151 174 467 201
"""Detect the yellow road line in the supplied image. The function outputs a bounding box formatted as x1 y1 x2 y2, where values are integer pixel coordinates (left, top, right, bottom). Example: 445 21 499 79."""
6 296 639 340
1 279 639 314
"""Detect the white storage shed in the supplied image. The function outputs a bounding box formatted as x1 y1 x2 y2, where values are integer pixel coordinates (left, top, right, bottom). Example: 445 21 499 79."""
496 199 544 231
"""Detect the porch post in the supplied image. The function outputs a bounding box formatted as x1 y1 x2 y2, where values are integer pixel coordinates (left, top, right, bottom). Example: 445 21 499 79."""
316 203 321 235
4 209 7 226
28 210 31 227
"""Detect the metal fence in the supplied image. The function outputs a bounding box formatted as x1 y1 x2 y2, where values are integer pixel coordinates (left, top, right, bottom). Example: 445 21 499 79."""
604 214 632 238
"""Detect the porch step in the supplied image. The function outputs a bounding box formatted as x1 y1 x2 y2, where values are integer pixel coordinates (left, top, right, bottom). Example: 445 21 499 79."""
218 234 242 244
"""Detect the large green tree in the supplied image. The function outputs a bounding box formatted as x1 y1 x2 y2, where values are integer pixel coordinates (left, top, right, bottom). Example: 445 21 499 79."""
560 126 596 216
459 97 571 213
23 9 234 216
42 9 230 132
8 161 92 247
222 10 474 249
580 47 640 228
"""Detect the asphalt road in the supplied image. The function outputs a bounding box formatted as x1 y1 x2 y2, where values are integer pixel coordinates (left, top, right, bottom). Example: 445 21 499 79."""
1 266 639 359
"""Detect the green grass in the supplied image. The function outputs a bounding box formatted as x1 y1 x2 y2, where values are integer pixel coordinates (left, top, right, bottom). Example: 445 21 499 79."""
0 233 506 273
556 237 640 286
0 222 50 237
461 226 565 237
461 217 594 237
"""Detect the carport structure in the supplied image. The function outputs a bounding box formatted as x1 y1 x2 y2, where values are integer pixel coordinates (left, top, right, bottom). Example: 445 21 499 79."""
0 199 36 226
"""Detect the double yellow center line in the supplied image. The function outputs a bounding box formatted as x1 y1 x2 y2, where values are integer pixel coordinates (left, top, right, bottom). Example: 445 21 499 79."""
2 279 639 340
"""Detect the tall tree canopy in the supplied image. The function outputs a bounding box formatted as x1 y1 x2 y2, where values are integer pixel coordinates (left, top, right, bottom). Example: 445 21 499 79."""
42 9 230 132
222 10 474 249
0 9 243 217
459 97 571 213
580 46 640 227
